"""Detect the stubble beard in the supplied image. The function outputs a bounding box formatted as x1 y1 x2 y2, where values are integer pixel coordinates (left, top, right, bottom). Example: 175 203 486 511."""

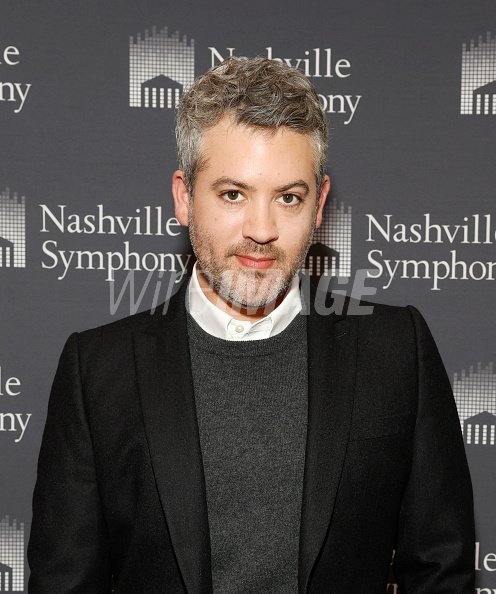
188 205 316 310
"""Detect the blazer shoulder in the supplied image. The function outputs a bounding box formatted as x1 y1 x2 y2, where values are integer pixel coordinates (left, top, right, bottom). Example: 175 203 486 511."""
309 281 412 325
357 303 447 379
345 296 424 324
76 281 187 349
338 295 433 351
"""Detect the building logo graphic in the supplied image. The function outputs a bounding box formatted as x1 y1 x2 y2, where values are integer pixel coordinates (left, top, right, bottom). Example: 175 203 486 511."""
461 32 496 115
129 26 195 109
453 362 496 446
0 516 24 591
0 188 26 268
304 200 352 280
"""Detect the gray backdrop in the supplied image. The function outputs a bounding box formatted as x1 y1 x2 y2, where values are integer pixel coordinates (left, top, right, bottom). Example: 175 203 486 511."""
1 1 495 591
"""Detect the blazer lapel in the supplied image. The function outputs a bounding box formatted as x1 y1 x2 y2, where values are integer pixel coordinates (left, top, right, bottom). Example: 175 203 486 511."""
298 284 358 593
134 283 212 594
132 278 358 594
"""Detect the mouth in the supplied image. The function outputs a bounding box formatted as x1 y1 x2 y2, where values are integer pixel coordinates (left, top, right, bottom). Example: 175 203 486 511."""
235 254 276 270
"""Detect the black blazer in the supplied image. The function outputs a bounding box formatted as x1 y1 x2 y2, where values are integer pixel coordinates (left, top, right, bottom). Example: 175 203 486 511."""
28 281 475 593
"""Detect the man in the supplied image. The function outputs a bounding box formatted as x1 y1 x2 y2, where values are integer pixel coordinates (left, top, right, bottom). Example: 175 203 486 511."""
28 57 475 593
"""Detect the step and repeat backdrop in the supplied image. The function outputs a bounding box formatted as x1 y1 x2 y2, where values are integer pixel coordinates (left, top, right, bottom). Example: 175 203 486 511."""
1 1 495 591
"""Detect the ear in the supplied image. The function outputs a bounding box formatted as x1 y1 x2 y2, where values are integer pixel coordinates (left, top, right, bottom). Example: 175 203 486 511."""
171 170 190 227
315 174 331 229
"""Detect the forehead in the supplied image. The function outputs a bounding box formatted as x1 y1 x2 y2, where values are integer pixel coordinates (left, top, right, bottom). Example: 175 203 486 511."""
198 116 316 184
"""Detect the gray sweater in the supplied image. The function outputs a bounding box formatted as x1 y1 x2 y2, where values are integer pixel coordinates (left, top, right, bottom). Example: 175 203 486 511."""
187 312 308 593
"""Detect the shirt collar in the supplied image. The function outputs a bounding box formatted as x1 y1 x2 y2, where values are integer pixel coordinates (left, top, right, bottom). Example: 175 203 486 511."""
186 262 302 341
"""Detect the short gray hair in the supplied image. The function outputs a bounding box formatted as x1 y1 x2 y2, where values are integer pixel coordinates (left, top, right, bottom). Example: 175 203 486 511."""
175 56 328 195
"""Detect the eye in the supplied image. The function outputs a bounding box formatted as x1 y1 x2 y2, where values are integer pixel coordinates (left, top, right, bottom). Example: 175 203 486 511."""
276 193 301 206
221 190 244 203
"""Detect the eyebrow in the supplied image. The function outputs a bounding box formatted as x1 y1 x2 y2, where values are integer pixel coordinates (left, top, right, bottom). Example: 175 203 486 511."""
209 177 310 196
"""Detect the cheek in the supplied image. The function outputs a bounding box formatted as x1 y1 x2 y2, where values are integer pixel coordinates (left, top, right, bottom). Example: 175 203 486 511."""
202 217 240 249
281 215 314 244
212 211 244 236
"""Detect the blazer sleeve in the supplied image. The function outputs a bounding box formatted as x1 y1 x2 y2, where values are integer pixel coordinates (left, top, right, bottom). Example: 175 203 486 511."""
392 306 475 592
28 333 112 593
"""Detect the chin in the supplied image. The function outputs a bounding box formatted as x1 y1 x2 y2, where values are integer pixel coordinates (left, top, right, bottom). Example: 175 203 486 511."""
224 280 288 310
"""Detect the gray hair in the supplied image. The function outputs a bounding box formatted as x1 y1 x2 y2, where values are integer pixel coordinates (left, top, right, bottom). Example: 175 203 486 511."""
175 56 328 195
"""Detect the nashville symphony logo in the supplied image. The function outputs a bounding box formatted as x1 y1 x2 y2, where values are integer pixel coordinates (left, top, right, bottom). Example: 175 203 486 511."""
453 362 496 446
0 188 26 269
129 26 195 109
129 25 362 124
0 516 24 592
304 200 352 280
461 32 496 115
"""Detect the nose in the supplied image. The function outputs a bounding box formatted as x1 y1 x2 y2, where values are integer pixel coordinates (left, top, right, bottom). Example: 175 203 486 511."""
242 199 279 245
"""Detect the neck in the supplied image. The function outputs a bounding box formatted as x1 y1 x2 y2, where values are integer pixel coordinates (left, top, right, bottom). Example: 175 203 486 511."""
195 268 288 322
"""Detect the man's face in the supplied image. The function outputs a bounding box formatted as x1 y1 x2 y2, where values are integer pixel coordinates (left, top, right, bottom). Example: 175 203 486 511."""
174 115 329 310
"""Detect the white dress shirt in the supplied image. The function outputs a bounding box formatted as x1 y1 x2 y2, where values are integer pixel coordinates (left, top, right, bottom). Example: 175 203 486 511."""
186 262 302 341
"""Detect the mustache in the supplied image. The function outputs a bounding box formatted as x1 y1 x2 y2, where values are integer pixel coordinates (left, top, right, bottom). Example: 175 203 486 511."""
226 240 285 260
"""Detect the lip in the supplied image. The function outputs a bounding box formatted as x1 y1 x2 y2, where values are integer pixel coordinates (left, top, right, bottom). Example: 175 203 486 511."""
235 255 276 270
